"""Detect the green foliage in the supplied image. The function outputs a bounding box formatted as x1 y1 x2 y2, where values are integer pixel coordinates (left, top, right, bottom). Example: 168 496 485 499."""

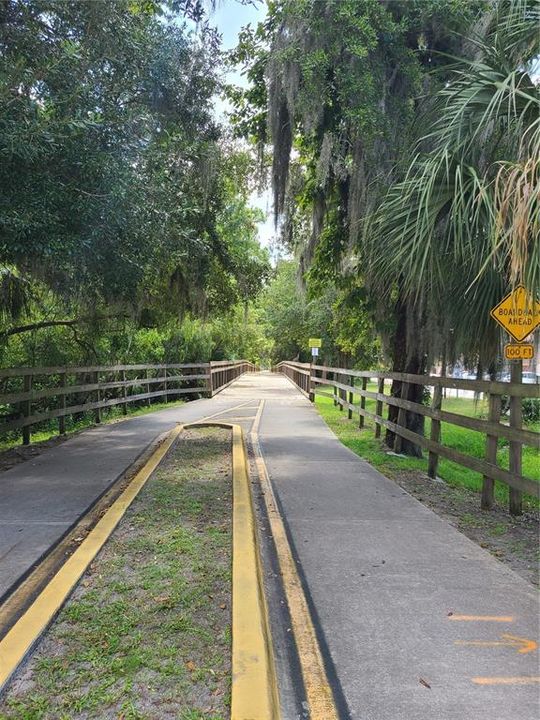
258 259 380 366
367 0 540 366
232 0 538 386
0 1 221 310
230 0 483 376
521 399 540 424
0 2 271 367
258 261 310 362
329 286 381 369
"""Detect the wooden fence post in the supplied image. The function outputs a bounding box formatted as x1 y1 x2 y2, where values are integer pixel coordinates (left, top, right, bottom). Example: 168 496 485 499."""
22 373 32 445
481 393 501 510
121 369 128 414
509 361 523 516
94 371 101 423
309 363 315 402
427 385 442 479
58 372 66 435
163 367 168 402
333 379 338 407
359 377 367 428
393 381 408 453
207 362 213 398
348 375 354 420
374 377 384 438
146 368 151 406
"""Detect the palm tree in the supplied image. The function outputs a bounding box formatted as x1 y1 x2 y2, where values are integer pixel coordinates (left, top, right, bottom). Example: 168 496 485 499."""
367 0 539 370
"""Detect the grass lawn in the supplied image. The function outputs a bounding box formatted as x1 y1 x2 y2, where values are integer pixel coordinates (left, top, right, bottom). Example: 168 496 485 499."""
0 427 232 720
0 399 186 454
315 387 539 511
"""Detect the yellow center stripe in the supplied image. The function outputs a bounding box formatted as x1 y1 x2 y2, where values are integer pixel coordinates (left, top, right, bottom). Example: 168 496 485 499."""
186 421 280 720
251 400 339 720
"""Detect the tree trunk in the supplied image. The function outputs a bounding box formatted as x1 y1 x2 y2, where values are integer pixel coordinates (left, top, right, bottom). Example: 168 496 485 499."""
385 293 425 457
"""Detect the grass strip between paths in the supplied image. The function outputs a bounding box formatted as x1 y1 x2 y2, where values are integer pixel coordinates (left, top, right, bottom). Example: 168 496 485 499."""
0 427 232 720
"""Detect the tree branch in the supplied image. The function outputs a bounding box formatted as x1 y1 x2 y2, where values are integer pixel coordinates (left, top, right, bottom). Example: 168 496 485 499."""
1 314 130 338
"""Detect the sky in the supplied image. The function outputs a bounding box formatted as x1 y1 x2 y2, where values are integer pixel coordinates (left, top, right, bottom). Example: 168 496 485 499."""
212 1 277 252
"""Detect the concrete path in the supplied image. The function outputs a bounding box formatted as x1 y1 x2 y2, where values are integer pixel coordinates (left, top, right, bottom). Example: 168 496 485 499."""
1 371 538 719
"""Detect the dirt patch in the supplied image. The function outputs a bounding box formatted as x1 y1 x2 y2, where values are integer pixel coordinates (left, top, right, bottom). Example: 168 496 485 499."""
0 434 73 473
0 427 232 720
390 469 539 587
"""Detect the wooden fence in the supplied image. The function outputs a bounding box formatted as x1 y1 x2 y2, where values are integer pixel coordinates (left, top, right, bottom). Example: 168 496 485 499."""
274 361 540 515
0 360 257 445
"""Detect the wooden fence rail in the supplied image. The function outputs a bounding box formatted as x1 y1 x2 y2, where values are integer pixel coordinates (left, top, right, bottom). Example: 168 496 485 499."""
274 361 540 515
0 360 257 445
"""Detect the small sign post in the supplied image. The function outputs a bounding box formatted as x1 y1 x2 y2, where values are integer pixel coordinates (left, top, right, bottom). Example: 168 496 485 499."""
309 338 321 360
308 338 322 402
489 287 538 517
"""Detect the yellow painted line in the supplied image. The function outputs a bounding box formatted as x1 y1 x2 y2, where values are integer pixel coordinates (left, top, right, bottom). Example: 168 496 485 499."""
250 431 339 720
449 615 514 622
0 423 184 691
455 634 537 654
472 676 540 686
251 399 264 436
186 422 279 720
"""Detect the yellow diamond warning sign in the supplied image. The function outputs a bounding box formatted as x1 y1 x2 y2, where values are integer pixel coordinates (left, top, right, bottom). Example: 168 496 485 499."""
490 286 540 342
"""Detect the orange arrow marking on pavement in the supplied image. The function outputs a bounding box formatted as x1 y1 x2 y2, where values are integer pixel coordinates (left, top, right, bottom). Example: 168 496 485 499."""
455 634 537 654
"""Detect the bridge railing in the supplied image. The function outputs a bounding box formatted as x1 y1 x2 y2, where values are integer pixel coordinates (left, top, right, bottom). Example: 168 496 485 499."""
209 360 258 395
0 360 257 446
274 361 540 514
273 360 311 397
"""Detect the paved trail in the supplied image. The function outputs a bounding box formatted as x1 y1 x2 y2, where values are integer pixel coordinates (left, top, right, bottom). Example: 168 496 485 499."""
1 371 538 719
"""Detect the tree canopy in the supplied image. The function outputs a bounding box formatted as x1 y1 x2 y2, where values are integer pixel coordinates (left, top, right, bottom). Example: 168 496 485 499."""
230 0 539 370
228 0 539 453
0 0 270 365
1 0 538 390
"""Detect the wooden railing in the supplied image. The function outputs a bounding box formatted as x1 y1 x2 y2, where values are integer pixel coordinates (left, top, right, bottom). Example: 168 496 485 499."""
209 360 258 395
275 360 312 397
274 361 540 514
0 360 257 445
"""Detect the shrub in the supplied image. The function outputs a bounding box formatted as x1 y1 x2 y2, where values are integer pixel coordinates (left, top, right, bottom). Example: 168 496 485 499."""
500 396 539 424
522 398 540 423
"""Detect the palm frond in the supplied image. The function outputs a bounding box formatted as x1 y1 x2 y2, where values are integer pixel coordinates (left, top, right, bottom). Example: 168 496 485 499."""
365 0 540 364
